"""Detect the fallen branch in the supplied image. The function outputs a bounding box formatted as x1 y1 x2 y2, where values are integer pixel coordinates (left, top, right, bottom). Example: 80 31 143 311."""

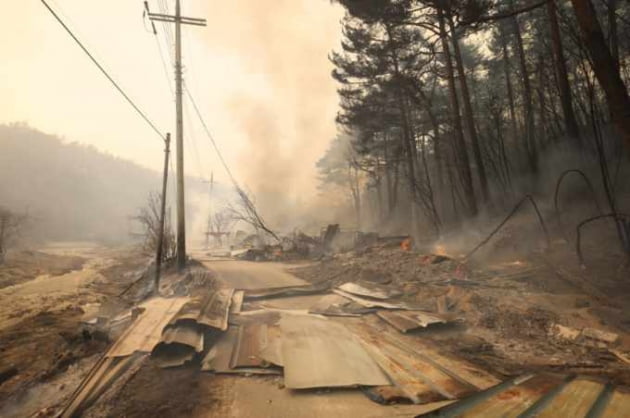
554 169 603 241
575 213 630 266
464 195 550 261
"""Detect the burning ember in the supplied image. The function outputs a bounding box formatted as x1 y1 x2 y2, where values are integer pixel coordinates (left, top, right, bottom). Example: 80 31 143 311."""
434 244 447 256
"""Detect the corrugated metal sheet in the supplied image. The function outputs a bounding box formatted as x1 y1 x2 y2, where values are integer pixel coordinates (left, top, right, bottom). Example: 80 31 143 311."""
280 315 391 389
231 323 269 368
107 297 190 357
419 374 630 418
244 282 328 300
168 287 234 331
308 294 374 317
201 323 282 375
376 310 447 333
346 316 499 405
338 281 402 300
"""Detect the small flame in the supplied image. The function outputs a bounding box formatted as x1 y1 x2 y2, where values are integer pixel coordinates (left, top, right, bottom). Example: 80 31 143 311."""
434 245 447 256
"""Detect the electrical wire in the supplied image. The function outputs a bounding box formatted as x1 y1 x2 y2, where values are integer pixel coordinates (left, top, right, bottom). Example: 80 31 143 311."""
183 86 240 188
41 0 166 142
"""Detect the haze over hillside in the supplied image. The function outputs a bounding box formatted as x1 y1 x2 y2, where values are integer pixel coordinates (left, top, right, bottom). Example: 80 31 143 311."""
0 123 222 243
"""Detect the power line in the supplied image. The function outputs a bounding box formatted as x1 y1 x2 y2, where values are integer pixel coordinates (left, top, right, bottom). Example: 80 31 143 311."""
183 86 239 188
41 0 165 141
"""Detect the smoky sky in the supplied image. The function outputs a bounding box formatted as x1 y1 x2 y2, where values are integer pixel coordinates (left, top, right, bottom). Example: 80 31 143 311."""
2 0 343 229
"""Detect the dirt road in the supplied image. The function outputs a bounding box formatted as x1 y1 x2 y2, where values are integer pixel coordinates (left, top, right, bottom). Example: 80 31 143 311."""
200 259 308 290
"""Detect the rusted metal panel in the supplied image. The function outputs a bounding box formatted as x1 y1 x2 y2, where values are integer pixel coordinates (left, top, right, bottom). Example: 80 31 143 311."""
198 287 235 330
168 288 234 331
601 387 630 418
151 321 204 368
376 310 447 333
536 378 607 417
420 374 630 418
333 289 415 309
259 324 283 366
244 282 328 300
201 326 239 372
230 290 245 314
458 374 565 417
231 323 269 368
337 281 402 300
159 322 204 352
60 353 146 418
280 315 390 389
107 296 190 357
346 316 498 405
308 294 374 317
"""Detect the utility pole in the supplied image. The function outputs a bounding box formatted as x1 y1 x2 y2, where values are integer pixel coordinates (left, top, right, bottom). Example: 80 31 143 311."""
148 1 206 270
155 133 170 292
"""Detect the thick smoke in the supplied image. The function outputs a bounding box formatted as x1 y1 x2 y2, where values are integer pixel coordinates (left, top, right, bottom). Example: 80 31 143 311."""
195 0 344 230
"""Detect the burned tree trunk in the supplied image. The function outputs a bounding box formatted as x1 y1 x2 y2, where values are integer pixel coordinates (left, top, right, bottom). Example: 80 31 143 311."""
437 6 478 217
569 0 630 155
448 13 490 205
547 0 581 146
512 15 538 173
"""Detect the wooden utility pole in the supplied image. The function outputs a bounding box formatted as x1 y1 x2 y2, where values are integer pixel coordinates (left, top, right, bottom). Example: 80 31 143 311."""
155 133 171 292
148 1 206 270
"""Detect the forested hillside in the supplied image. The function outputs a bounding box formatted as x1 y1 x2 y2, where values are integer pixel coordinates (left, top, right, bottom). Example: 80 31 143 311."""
318 0 630 238
0 123 163 242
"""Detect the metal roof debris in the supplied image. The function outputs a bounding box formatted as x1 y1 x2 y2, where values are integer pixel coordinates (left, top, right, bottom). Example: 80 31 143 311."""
308 293 375 317
243 282 328 300
279 315 390 389
376 310 448 333
418 374 630 418
333 288 417 309
348 317 499 405
338 281 402 300
230 290 245 314
60 352 147 418
107 296 189 357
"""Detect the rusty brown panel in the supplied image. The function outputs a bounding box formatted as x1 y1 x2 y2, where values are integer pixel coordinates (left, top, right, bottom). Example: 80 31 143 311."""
244 282 328 300
536 378 607 418
459 374 565 417
601 386 630 418
348 317 496 404
259 324 283 366
360 339 446 404
201 326 239 372
198 287 235 331
159 322 204 352
356 316 499 390
230 290 244 314
231 323 268 368
280 315 390 389
376 311 421 333
337 281 403 300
